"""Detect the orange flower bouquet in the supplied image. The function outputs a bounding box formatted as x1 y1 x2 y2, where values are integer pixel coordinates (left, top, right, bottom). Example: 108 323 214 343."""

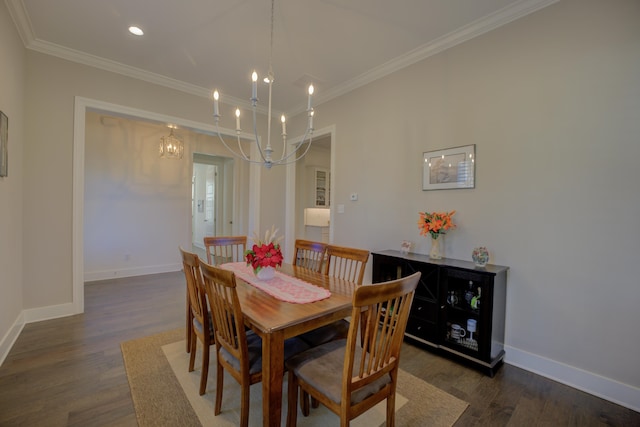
418 211 456 259
418 211 456 239
245 225 284 279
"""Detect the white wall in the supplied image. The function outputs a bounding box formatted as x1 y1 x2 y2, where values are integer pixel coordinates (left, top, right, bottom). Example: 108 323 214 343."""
84 112 190 280
0 2 25 363
84 112 250 281
286 0 640 409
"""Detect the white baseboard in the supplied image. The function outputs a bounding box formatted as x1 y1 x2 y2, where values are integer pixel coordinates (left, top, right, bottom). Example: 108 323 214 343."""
0 312 25 366
0 264 180 366
505 345 640 413
4 296 639 414
22 302 78 323
84 263 182 282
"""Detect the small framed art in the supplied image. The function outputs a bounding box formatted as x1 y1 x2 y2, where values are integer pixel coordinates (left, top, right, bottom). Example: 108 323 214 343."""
422 144 475 190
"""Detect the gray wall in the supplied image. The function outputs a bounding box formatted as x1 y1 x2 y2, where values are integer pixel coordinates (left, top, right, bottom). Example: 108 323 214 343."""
286 0 640 408
1 0 639 410
83 112 250 281
0 1 25 361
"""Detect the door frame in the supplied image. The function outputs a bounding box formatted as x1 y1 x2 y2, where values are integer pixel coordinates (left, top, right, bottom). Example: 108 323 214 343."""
72 96 257 314
284 124 336 262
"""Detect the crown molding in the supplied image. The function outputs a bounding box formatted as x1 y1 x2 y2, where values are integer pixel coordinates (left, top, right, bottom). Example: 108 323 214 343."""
5 0 35 46
302 0 559 115
28 38 260 113
8 0 557 116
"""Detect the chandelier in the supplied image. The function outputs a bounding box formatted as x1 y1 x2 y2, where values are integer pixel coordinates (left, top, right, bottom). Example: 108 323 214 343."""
159 126 184 159
212 0 315 169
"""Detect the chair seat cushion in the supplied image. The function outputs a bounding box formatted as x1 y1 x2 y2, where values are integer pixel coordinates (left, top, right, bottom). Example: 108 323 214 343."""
220 332 310 375
285 339 390 405
192 312 214 338
298 319 350 347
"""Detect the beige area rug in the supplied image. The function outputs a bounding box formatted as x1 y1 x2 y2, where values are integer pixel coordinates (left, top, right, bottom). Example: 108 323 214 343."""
121 329 468 426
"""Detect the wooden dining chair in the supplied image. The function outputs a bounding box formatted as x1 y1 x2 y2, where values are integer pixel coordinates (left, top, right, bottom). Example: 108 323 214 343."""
199 261 310 427
297 244 371 414
324 244 369 285
298 244 370 349
203 235 247 265
292 239 327 273
285 271 421 427
200 235 246 352
179 247 215 396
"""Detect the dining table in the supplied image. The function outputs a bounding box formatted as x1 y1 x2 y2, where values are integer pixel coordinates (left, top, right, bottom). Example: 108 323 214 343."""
220 262 357 427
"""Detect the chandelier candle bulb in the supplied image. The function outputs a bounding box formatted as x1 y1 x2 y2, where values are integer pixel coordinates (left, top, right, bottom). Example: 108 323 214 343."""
235 108 241 131
213 90 219 117
251 71 258 101
281 115 286 135
308 84 314 110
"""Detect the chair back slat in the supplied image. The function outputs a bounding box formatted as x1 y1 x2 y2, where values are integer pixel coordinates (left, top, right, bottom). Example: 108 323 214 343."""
324 244 369 285
180 247 207 327
292 239 327 273
204 236 247 265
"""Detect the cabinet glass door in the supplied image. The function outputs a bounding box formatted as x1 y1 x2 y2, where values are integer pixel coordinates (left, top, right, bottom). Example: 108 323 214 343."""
441 268 489 358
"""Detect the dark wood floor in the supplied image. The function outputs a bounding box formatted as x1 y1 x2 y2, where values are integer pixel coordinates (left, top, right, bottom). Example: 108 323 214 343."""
0 272 637 426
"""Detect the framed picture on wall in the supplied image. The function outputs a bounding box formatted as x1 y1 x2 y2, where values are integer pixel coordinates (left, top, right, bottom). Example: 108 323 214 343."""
0 111 7 177
422 144 475 190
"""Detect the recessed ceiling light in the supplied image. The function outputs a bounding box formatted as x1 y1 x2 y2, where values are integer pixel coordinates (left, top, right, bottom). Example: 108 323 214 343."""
128 26 144 36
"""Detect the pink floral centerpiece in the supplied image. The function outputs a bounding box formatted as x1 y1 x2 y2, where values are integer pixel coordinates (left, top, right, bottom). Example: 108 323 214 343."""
245 225 283 280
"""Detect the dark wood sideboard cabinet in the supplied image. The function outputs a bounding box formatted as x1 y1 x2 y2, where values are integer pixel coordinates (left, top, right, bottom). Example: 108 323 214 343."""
372 250 509 376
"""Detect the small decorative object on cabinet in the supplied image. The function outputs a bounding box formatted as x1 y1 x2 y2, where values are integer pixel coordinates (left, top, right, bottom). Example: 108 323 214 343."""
472 246 489 267
372 249 509 376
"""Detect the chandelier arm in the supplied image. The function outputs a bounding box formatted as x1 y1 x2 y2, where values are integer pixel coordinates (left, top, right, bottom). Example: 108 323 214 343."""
291 135 315 162
215 131 276 166
214 122 259 162
251 106 270 163
214 131 248 161
235 130 252 161
266 138 315 166
269 127 313 166
278 128 315 164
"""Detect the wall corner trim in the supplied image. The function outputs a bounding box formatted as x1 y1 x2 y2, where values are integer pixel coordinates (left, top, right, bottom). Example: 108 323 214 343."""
0 312 25 367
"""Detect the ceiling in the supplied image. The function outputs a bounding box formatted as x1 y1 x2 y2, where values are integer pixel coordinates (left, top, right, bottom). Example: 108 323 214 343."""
7 0 556 115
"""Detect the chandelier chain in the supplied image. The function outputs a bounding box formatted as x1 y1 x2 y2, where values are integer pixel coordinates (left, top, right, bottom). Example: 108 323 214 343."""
269 0 274 78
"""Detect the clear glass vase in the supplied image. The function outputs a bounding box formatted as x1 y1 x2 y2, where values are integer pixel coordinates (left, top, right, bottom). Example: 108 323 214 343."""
429 235 442 259
255 266 276 280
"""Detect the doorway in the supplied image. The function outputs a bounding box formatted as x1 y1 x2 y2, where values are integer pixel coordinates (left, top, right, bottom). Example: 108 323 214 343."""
192 153 235 253
284 125 335 261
